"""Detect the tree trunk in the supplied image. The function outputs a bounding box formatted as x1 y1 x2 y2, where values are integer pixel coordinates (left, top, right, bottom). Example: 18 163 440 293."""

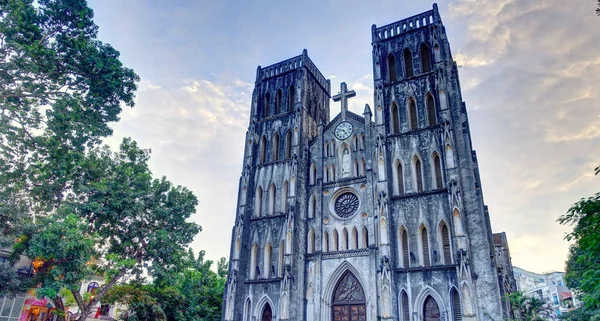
52 296 66 321
76 307 90 321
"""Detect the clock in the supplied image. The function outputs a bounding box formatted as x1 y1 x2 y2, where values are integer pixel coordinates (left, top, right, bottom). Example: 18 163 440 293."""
334 121 353 140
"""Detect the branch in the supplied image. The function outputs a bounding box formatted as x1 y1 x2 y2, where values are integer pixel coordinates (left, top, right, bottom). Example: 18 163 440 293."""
71 288 85 314
85 267 128 311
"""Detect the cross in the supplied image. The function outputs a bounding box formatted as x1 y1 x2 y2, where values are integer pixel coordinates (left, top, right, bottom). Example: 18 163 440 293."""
332 82 356 120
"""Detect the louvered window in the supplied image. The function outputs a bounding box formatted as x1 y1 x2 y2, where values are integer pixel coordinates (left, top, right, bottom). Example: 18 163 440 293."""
422 228 430 267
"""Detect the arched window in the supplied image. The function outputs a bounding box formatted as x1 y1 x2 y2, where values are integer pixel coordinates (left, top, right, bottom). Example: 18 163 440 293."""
310 163 317 185
403 49 414 78
353 161 359 177
263 242 272 278
250 243 258 279
401 290 410 321
288 85 294 111
281 181 288 213
330 139 335 155
408 98 418 130
351 227 359 250
352 135 358 151
399 227 409 268
272 133 279 162
391 102 400 134
423 295 441 321
323 232 330 252
244 298 252 321
285 130 292 159
87 282 99 295
324 141 329 157
234 237 241 259
426 94 437 126
388 53 397 82
440 222 452 264
259 136 267 164
264 93 271 117
324 166 329 183
341 228 349 251
359 159 366 176
278 241 284 277
268 184 276 215
446 143 455 168
395 161 405 195
453 208 464 236
307 229 315 254
451 288 462 321
262 303 273 321
433 152 443 189
308 195 316 218
420 44 432 73
331 164 336 181
439 89 448 110
420 225 430 267
414 156 424 192
255 186 263 217
359 134 365 150
332 229 339 251
361 226 369 248
276 89 282 114
332 272 366 320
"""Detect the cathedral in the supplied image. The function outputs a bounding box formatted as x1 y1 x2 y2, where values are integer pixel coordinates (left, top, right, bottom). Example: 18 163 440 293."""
222 4 512 321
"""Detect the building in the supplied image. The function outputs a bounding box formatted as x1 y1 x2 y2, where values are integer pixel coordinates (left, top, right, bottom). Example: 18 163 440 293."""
222 4 509 321
493 232 517 318
513 267 580 318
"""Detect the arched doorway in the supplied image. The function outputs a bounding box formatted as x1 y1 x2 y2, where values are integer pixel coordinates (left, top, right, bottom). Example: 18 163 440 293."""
332 271 366 321
261 303 272 321
423 295 441 321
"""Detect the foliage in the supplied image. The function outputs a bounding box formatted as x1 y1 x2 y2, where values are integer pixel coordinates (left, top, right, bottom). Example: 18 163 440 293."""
106 250 227 321
556 166 600 319
597 0 600 16
506 291 552 321
0 0 138 289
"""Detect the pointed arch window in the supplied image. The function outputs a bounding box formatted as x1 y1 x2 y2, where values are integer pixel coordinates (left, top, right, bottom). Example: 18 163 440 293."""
307 229 315 254
401 290 410 321
399 227 409 268
359 134 365 150
330 139 335 155
404 49 414 78
341 228 349 251
281 181 288 213
433 152 443 189
451 288 462 321
285 130 292 159
359 159 366 176
324 166 329 183
278 241 284 277
255 186 263 217
276 89 282 114
308 195 316 219
414 156 424 192
388 53 397 82
332 229 339 251
352 135 358 151
259 136 267 165
332 272 366 320
361 226 369 248
426 94 437 126
408 98 418 130
324 141 329 157
395 161 404 195
310 163 317 185
263 242 272 278
440 222 452 264
423 296 441 321
264 93 271 117
391 102 400 134
353 161 359 177
250 243 258 279
421 226 431 267
268 184 276 215
272 133 279 162
288 85 294 111
445 144 455 168
323 232 330 252
421 44 432 73
331 164 336 181
351 227 359 250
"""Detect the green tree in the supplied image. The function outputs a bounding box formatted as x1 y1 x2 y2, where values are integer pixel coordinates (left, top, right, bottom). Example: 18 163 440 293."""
557 166 600 320
15 139 200 321
507 291 552 321
107 250 227 321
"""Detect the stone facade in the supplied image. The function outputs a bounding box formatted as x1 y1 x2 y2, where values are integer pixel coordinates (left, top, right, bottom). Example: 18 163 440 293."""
223 4 509 321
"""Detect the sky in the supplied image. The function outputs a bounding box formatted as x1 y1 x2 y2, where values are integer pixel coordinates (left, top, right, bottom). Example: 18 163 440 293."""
87 0 600 274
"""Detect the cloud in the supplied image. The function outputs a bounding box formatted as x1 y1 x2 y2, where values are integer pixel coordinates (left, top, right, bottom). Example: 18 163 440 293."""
447 0 600 272
108 78 251 263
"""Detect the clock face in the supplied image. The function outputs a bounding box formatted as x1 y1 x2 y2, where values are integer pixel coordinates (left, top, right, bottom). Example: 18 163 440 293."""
334 122 353 140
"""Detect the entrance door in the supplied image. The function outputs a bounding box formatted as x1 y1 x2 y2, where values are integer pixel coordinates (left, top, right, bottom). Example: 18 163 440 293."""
331 271 366 321
261 303 272 321
423 295 441 321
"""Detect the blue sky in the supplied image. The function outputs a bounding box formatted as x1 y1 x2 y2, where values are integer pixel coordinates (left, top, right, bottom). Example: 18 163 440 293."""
89 0 600 273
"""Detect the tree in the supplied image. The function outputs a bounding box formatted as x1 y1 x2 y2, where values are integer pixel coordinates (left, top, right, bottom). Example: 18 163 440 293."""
507 291 552 321
15 139 200 321
557 166 600 319
597 0 600 16
106 250 227 321
0 0 138 249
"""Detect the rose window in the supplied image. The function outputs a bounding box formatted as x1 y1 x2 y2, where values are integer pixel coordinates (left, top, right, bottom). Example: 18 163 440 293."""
334 193 359 218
